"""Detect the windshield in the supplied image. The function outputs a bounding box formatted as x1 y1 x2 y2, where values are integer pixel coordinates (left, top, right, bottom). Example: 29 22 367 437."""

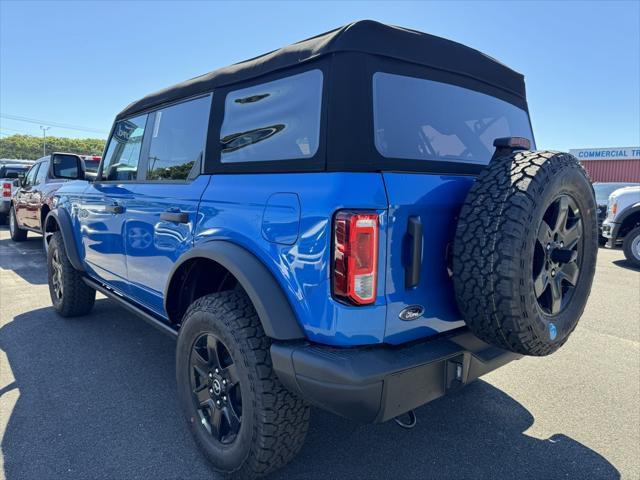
373 73 535 165
593 182 640 204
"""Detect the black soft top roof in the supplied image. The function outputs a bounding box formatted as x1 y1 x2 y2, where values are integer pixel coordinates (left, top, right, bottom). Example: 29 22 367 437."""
117 20 525 120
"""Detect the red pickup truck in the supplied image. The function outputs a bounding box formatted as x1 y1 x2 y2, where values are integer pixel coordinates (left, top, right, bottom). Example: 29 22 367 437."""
8 153 100 250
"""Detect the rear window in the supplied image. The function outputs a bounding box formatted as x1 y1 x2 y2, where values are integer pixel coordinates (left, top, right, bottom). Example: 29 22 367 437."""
83 160 100 173
219 69 323 163
1 166 28 178
373 72 534 165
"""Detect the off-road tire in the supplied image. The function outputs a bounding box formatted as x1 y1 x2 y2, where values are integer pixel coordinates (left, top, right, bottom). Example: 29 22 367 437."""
622 226 640 268
176 291 310 479
9 206 27 241
453 151 598 356
47 231 96 317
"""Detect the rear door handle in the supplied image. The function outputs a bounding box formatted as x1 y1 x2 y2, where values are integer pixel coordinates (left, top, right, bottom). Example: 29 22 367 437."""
105 203 124 214
160 210 189 224
405 216 423 288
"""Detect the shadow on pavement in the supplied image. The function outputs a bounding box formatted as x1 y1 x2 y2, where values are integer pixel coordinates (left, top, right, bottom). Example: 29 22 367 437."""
0 226 46 285
612 259 640 272
1 301 620 480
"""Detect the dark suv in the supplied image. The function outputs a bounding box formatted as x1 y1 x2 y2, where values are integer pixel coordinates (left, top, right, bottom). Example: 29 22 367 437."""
42 21 597 479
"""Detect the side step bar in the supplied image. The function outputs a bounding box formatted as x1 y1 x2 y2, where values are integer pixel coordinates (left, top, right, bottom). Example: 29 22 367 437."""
83 277 178 339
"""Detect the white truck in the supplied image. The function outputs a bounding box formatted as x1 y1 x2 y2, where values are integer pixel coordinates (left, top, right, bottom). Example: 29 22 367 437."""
602 185 640 267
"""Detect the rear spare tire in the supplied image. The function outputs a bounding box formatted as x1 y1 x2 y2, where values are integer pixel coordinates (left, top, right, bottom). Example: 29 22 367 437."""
453 151 597 356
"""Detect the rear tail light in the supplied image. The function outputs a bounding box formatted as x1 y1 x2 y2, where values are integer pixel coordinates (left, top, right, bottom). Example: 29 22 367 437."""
332 211 379 305
2 182 11 198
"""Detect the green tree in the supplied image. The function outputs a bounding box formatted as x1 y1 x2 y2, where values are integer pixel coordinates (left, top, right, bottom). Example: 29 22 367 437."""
0 134 106 160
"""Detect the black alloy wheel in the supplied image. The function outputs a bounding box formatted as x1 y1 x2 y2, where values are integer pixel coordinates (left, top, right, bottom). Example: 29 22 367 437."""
533 195 583 316
50 245 64 301
190 333 242 444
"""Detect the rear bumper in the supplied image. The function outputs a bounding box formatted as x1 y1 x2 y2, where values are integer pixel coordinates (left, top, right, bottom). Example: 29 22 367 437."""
271 329 520 423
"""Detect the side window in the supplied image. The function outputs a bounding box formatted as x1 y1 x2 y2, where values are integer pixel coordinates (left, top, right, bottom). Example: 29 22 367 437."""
219 69 323 163
147 95 211 181
35 160 49 184
23 164 39 187
101 114 148 181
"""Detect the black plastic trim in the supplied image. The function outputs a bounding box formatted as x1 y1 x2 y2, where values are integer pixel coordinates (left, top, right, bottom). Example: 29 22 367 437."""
44 209 84 272
405 216 422 288
617 204 640 230
606 205 640 245
271 329 520 423
165 241 305 340
84 277 178 339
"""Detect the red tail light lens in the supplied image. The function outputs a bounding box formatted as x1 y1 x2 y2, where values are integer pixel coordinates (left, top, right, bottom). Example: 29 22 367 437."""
2 183 11 198
333 211 379 305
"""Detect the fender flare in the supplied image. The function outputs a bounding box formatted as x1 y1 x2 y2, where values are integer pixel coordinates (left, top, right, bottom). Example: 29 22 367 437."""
165 241 305 341
616 203 640 227
44 209 85 272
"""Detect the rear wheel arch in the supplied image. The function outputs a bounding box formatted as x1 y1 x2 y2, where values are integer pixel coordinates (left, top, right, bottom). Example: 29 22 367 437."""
165 241 305 341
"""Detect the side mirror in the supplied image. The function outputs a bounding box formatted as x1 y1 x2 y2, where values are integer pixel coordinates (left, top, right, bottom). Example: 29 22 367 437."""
51 153 85 180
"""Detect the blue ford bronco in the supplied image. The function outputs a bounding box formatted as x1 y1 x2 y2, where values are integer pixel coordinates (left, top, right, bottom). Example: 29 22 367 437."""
44 21 597 478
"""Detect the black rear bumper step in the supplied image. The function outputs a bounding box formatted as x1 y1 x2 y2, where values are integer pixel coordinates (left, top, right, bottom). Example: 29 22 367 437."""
271 330 520 423
83 277 178 338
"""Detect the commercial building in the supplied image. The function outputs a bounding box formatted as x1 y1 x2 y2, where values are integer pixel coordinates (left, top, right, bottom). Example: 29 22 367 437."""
569 147 640 182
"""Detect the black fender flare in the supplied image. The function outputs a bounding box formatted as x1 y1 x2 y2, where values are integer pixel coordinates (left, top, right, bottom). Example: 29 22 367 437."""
165 241 305 340
610 204 640 241
44 209 85 272
617 204 640 227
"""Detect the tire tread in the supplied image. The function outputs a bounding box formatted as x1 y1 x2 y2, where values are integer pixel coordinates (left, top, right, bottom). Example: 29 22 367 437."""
452 151 596 356
181 291 309 479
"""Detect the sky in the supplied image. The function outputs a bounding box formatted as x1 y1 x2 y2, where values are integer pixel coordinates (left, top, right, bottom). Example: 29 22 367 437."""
0 0 638 151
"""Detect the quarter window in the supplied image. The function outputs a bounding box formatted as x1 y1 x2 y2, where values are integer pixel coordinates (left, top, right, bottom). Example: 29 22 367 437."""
220 69 323 163
146 95 211 181
102 114 148 181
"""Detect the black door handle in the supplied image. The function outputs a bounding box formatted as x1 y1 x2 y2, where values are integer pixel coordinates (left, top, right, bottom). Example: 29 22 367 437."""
105 204 124 214
405 216 423 288
160 210 189 223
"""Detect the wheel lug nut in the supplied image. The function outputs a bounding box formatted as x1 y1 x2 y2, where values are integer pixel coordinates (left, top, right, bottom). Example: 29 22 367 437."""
222 379 227 385
214 368 219 374
560 241 564 247
551 269 556 277
209 388 213 394
223 396 227 401
216 400 221 406
208 372 213 378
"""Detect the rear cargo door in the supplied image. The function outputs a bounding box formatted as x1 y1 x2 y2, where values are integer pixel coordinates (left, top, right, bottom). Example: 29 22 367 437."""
382 173 471 344
373 72 535 344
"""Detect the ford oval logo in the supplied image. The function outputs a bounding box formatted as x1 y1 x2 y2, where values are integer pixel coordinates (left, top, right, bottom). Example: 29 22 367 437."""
399 305 425 321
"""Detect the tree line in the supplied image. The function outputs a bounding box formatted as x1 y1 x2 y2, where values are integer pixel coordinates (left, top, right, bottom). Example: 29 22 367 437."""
0 134 106 160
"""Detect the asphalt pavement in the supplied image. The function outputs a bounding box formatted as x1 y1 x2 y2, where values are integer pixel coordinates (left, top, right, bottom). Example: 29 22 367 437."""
0 227 638 479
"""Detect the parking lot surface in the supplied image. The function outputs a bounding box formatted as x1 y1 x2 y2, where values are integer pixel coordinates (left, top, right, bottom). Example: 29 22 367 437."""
0 227 638 479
